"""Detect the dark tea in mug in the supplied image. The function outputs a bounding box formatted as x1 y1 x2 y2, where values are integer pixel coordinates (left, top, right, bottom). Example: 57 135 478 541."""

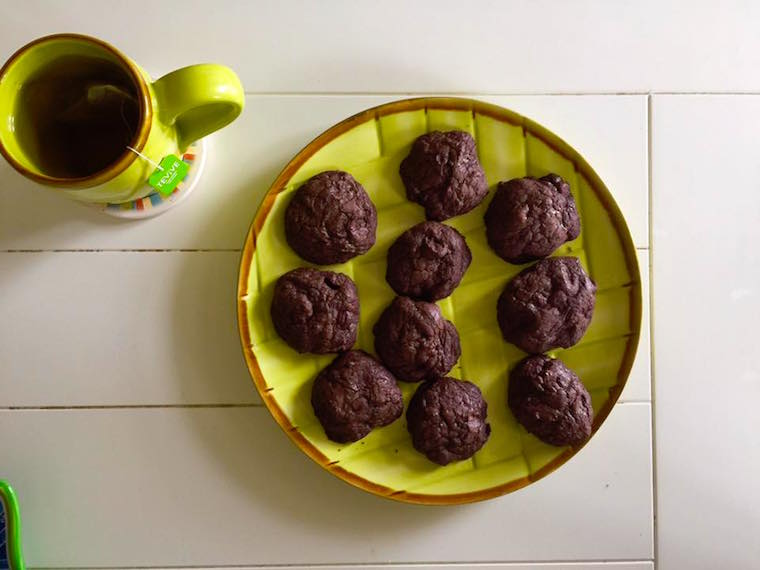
14 54 141 179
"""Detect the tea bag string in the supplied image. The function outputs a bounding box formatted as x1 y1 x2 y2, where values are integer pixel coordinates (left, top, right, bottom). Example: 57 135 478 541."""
106 86 163 171
126 145 164 171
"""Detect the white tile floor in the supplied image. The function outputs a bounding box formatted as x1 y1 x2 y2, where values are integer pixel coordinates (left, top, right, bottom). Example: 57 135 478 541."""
0 406 652 568
651 95 760 570
0 252 255 406
0 95 648 250
0 94 654 568
2 1 759 93
1 2 758 569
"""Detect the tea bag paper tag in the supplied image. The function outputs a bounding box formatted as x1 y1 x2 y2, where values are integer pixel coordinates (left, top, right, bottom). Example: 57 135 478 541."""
148 155 189 196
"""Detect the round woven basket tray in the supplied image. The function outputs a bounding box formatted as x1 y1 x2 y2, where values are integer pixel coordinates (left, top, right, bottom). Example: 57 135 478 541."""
237 97 641 505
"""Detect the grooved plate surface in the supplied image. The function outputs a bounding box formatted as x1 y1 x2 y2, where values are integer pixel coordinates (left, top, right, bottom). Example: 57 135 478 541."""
237 98 641 504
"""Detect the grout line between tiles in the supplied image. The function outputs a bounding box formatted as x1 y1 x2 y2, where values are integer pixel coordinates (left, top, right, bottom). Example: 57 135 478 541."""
2 247 652 254
242 91 653 97
647 93 659 568
33 558 656 569
1 402 649 412
0 249 242 253
0 403 263 411
240 90 760 96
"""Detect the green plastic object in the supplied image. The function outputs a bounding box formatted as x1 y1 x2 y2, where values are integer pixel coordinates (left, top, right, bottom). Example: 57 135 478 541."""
0 481 25 569
237 97 641 505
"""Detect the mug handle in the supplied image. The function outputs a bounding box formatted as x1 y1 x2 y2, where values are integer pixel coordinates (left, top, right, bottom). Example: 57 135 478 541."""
152 64 244 151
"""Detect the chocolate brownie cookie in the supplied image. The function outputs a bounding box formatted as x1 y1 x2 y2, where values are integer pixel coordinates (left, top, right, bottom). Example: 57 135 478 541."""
497 256 596 353
311 350 403 443
508 355 593 447
399 130 488 221
271 267 359 354
386 221 472 301
485 174 581 264
285 170 377 265
373 296 460 382
407 376 490 465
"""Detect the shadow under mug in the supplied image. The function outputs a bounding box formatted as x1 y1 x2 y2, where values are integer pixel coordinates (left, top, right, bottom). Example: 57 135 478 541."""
0 33 244 204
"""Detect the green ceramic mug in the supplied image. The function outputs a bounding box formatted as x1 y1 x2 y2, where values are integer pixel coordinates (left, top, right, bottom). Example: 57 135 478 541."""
0 33 244 203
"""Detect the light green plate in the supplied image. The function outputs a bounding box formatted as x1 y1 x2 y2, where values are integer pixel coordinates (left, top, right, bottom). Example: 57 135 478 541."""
237 98 641 505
